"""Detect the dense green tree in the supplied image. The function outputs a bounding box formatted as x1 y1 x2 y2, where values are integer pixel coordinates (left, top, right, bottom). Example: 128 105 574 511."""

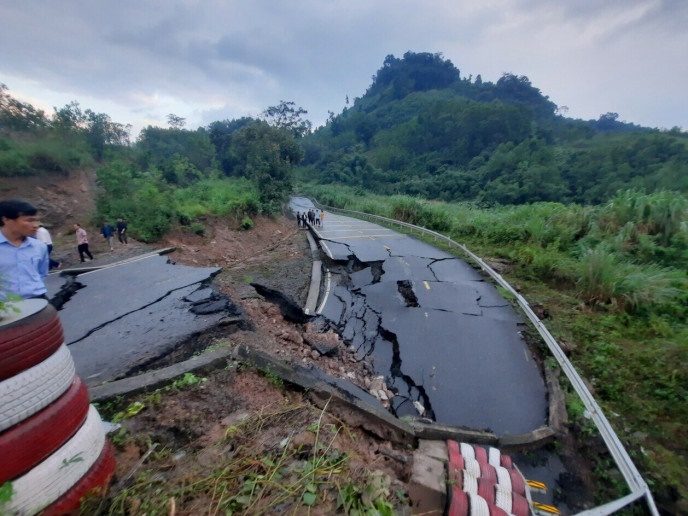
84 110 131 159
297 53 688 206
51 101 86 134
226 121 304 212
208 117 256 175
96 161 173 241
136 126 215 177
368 52 460 100
163 154 202 186
49 101 131 155
4 55 688 213
494 73 557 118
596 112 620 131
352 114 376 148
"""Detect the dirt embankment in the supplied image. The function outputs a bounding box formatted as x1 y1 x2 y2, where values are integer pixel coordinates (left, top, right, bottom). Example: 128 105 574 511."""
96 217 415 514
1 170 97 236
0 169 129 268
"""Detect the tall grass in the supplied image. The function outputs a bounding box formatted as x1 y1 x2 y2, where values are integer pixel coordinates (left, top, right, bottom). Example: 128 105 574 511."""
388 196 452 231
598 189 688 248
575 247 619 306
576 247 686 311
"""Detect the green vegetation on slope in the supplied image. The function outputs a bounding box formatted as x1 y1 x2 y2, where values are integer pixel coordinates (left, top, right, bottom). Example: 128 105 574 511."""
1 87 307 239
298 52 688 205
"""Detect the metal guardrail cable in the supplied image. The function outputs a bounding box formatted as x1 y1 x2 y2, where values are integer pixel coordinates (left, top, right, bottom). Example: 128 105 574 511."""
309 200 659 516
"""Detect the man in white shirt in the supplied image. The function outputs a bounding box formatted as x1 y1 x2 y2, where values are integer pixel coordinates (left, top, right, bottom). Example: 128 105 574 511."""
35 224 60 270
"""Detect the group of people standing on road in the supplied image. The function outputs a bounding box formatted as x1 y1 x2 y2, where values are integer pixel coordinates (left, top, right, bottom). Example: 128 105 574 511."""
0 197 132 302
296 209 325 228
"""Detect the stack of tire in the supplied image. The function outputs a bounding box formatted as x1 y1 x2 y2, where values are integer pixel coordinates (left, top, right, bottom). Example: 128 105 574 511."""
446 440 530 516
0 299 115 515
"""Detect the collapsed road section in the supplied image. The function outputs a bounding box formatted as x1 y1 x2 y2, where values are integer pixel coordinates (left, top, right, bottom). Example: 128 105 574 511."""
45 254 247 387
291 197 548 437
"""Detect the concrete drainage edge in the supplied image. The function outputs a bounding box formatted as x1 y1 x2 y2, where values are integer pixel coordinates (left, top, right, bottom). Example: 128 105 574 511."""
88 342 559 451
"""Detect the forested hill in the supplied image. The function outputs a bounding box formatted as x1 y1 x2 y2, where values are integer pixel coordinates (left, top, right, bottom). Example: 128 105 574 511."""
298 51 688 205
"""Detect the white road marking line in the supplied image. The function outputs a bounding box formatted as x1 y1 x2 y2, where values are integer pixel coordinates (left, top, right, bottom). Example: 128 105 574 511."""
317 270 332 315
323 234 403 240
320 241 333 259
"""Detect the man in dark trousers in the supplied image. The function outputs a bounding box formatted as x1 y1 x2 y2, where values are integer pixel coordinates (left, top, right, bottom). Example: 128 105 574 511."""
101 221 115 251
0 199 49 300
36 223 60 270
116 217 128 244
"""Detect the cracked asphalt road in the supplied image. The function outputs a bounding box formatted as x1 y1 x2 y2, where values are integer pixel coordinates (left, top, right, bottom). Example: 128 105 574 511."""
45 254 238 387
291 197 547 436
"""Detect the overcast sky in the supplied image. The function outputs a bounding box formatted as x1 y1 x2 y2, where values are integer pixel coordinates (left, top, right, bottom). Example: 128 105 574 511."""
1 0 686 137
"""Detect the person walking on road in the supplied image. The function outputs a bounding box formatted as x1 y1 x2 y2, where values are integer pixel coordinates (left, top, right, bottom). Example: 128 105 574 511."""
74 223 94 262
0 199 49 300
116 218 128 244
320 210 325 228
36 223 60 270
101 221 115 251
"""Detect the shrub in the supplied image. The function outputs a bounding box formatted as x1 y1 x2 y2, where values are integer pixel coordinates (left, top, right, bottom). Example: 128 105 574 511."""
175 178 261 220
598 189 688 247
190 222 205 236
646 190 687 246
0 293 21 316
177 205 206 226
28 151 66 174
239 217 254 231
513 245 575 284
576 247 625 308
420 204 452 232
0 149 31 176
616 265 686 313
548 204 594 246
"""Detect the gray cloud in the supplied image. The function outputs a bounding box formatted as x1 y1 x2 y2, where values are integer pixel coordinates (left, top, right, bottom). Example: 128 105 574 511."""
0 0 685 133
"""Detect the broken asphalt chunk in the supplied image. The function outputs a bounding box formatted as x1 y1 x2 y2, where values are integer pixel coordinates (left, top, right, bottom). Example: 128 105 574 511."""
251 283 313 324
